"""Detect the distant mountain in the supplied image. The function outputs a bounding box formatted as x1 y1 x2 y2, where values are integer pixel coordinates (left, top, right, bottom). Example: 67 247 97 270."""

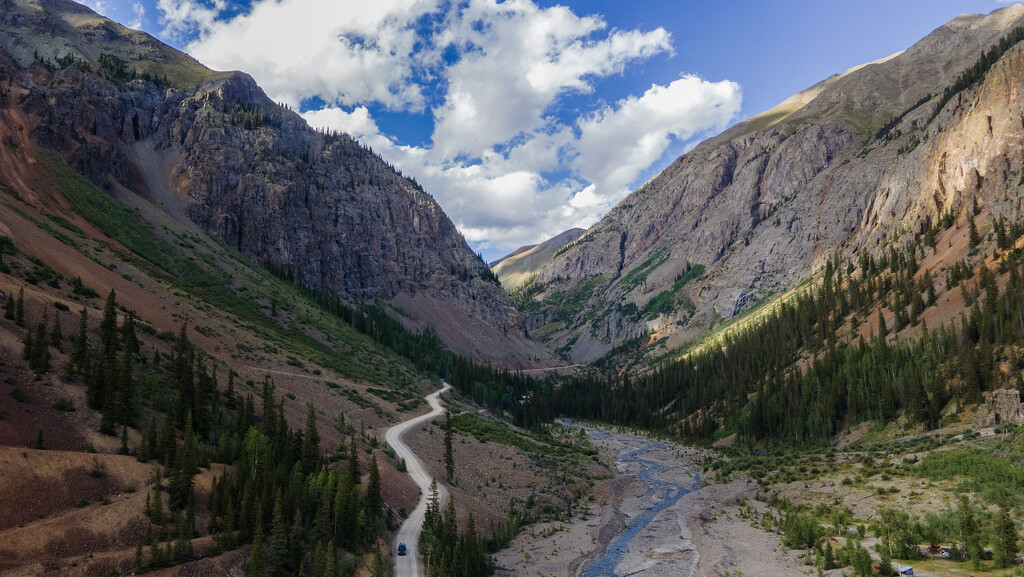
491 228 586 290
518 5 1024 364
0 0 553 367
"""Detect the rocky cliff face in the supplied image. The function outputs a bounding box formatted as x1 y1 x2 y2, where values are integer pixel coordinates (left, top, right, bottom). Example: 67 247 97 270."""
522 5 1024 363
1 0 551 366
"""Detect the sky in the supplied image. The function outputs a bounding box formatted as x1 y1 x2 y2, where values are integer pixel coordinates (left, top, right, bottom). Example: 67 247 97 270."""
87 0 1012 261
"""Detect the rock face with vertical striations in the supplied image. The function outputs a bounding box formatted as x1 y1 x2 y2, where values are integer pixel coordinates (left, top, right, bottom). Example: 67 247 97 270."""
0 0 552 366
519 5 1024 364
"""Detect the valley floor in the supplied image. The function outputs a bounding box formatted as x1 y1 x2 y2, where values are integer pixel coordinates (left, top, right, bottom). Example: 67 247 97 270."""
492 427 807 577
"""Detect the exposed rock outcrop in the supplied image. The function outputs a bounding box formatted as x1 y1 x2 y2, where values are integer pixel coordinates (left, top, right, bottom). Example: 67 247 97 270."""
0 0 552 366
976 389 1024 427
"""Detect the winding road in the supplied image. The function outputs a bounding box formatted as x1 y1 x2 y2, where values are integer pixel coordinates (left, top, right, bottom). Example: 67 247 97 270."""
386 383 451 577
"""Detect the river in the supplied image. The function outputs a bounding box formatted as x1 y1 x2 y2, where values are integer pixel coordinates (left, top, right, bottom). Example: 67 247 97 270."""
579 428 703 577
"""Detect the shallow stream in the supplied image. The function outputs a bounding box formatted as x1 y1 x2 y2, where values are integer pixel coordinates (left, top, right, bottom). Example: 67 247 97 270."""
579 433 702 577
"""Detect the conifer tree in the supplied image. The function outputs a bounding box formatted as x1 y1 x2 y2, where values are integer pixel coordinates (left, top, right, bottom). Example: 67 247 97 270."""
72 306 89 375
348 436 360 482
99 398 117 435
138 416 157 462
302 403 320 472
323 540 336 577
997 500 1019 568
444 411 455 484
366 454 382 525
115 314 136 426
134 538 145 573
270 491 289 573
50 311 63 352
4 292 14 319
225 370 237 410
99 289 118 356
172 324 194 427
160 409 177 468
22 324 33 361
150 468 165 525
14 287 24 327
168 412 197 510
120 426 130 455
249 502 267 577
288 509 304 571
957 495 981 568
371 548 386 577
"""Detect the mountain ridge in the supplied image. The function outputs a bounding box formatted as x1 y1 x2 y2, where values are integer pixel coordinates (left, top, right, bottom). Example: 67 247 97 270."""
517 4 1024 365
491 227 586 290
0 0 554 368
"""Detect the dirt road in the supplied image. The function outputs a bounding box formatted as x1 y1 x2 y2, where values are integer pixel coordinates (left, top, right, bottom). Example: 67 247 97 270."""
386 383 451 577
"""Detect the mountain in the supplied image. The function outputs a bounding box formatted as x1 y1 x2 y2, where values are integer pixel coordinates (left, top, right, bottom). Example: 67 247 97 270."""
491 228 586 290
518 5 1024 364
0 0 553 367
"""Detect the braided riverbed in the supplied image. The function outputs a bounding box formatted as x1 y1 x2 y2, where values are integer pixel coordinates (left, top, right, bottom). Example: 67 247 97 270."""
580 431 702 577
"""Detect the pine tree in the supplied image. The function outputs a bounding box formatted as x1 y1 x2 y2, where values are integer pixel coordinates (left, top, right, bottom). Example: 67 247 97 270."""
348 436 360 482
120 426 130 455
969 214 981 250
270 492 289 573
225 370 237 410
33 429 45 449
134 537 145 573
138 416 157 462
72 306 89 376
150 468 165 525
997 501 1019 568
288 509 304 571
99 399 117 435
14 287 24 326
366 454 382 524
249 502 267 577
444 411 455 484
22 324 33 361
462 512 484 577
302 403 320 472
322 540 336 577
957 495 981 568
172 324 194 428
168 412 197 510
160 409 177 468
4 291 14 319
99 290 118 356
50 311 63 352
371 548 386 577
115 314 136 426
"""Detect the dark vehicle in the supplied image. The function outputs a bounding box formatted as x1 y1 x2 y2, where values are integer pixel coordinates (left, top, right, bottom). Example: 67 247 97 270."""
398 543 407 556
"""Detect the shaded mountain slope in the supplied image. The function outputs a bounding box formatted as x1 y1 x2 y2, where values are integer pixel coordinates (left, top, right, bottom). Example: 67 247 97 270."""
0 0 553 367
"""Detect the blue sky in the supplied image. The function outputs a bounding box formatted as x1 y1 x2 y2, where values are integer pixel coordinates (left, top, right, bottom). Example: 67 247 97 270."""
88 0 1009 261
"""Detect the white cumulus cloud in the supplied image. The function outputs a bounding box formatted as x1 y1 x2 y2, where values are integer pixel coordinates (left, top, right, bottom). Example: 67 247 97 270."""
573 75 742 207
156 0 742 254
178 0 437 109
429 0 672 159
